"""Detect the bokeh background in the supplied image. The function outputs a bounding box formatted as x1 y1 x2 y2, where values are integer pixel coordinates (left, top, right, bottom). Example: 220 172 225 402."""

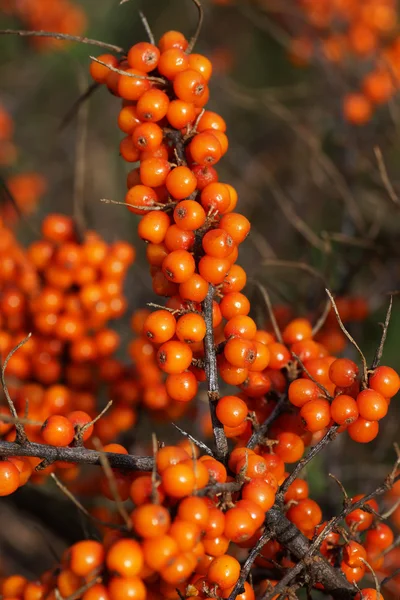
1 0 400 589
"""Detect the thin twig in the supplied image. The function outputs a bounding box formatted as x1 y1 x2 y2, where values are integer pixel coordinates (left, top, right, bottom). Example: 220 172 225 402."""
227 530 271 600
89 56 165 83
139 11 155 45
370 296 392 370
0 29 124 53
51 473 126 531
74 401 113 446
247 395 287 450
0 177 40 236
92 438 132 529
325 289 368 387
1 336 31 444
381 566 400 587
186 0 204 54
277 426 339 501
72 69 89 241
374 146 400 207
172 423 214 456
250 279 283 343
63 575 102 600
260 563 304 600
311 297 332 337
292 352 333 400
100 198 174 211
59 82 99 131
202 285 228 463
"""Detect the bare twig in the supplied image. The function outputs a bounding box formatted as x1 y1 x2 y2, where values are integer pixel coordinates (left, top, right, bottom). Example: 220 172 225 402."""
374 146 400 207
1 335 31 444
172 423 214 456
247 395 287 450
250 279 283 343
292 352 333 400
0 29 124 53
186 0 204 54
325 289 368 387
0 439 153 470
0 177 40 236
74 401 113 446
278 426 339 501
100 198 174 211
51 473 126 531
311 297 332 337
139 11 155 44
89 56 165 84
370 296 392 370
92 438 132 529
227 530 271 600
72 70 89 241
260 563 304 600
59 82 99 131
202 285 228 463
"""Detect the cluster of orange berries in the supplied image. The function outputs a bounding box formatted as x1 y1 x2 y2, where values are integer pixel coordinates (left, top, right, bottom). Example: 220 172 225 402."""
273 0 400 125
0 440 394 600
1 0 86 50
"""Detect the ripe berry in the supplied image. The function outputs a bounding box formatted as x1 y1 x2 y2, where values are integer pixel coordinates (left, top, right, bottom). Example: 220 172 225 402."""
41 415 75 446
369 365 400 398
207 555 241 589
0 460 20 496
329 358 359 388
216 395 248 427
157 340 193 373
356 389 388 421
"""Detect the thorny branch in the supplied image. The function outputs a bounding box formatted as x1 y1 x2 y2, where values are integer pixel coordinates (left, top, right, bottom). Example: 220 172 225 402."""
202 284 229 463
247 394 287 450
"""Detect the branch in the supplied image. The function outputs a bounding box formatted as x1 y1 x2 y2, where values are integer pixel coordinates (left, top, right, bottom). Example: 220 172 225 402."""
0 440 153 471
370 295 392 370
247 394 287 450
227 530 271 600
202 284 228 463
186 0 204 54
1 336 31 444
0 29 124 53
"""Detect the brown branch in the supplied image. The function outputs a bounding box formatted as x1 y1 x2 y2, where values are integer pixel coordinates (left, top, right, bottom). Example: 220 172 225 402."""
292 352 333 400
250 279 283 343
247 394 287 450
138 11 155 45
0 29 124 53
186 0 204 54
89 56 165 83
172 423 214 456
311 297 332 337
227 530 271 600
370 295 392 370
374 146 400 208
260 562 304 600
1 336 31 444
0 439 153 470
277 425 339 502
202 284 228 463
59 82 99 131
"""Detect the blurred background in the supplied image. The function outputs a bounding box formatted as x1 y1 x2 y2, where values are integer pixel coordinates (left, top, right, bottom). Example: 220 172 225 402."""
1 0 400 592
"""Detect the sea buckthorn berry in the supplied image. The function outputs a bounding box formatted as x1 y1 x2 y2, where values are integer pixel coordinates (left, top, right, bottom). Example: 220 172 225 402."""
173 69 207 104
366 523 394 549
216 395 248 427
189 132 222 166
236 454 268 479
108 576 146 600
282 318 313 345
355 590 383 600
369 365 400 398
330 394 359 425
165 224 195 251
300 399 331 433
188 53 213 81
202 228 235 258
106 539 144 577
166 371 198 402
132 503 171 538
224 507 255 543
198 255 231 285
224 315 257 340
90 54 119 83
348 417 379 443
200 182 230 213
275 432 304 463
192 164 218 190
140 158 171 187
146 242 169 266
67 411 93 442
118 68 151 101
42 214 74 243
288 379 320 407
158 48 189 79
220 293 250 320
157 340 193 374
222 264 247 294
345 495 379 531
268 342 291 370
284 478 309 503
158 31 188 53
169 520 201 551
132 123 163 152
343 541 367 568
69 540 105 576
219 213 250 244
156 446 190 472
127 42 160 72
0 460 20 496
207 555 241 589
138 211 170 244
176 313 206 343
329 358 359 388
219 358 248 385
343 93 372 125
41 415 75 447
120 136 141 162
242 479 275 512
286 499 322 533
162 249 195 283
356 389 388 421
136 89 170 122
166 166 197 200
224 338 257 368
198 111 226 132
174 199 206 230
143 310 176 344
179 274 209 302
248 341 271 372
142 535 179 571
162 463 195 498
167 99 196 129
